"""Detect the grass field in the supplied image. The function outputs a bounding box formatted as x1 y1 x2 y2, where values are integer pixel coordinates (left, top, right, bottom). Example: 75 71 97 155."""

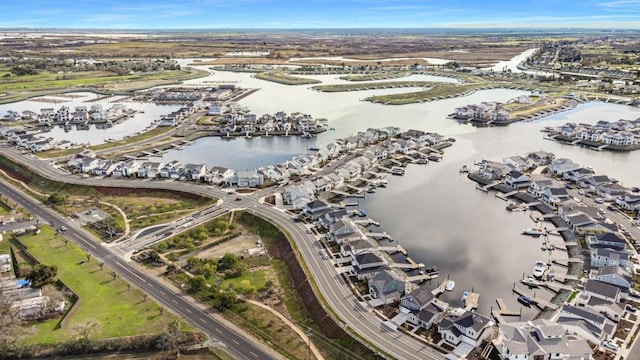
17 227 179 344
339 72 409 81
254 71 321 85
312 81 431 92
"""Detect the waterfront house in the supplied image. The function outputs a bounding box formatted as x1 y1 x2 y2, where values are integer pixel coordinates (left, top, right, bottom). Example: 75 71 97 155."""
595 266 632 293
330 219 363 245
563 167 595 183
478 161 510 180
503 171 531 189
283 184 315 209
591 248 629 268
368 269 407 306
93 160 117 176
70 157 100 174
527 178 553 197
615 192 640 211
320 209 348 230
596 183 628 200
137 162 163 178
113 159 142 178
184 163 207 181
303 200 330 219
352 251 386 280
587 232 627 251
495 319 592 360
424 132 446 146
57 106 70 122
438 311 494 350
160 160 183 179
584 279 622 303
503 156 531 172
312 176 333 194
206 166 235 184
340 238 376 258
542 187 572 207
579 175 611 190
553 305 615 345
580 297 625 323
548 158 580 176
228 170 264 188
526 150 555 166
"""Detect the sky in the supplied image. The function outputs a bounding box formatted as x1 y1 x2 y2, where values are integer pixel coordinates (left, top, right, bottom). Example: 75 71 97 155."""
1 0 639 29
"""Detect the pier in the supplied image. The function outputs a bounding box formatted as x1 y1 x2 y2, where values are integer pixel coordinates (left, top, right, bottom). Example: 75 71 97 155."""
406 273 439 282
431 280 455 296
512 286 558 310
377 245 407 255
464 292 480 311
495 298 521 316
365 232 394 241
496 190 519 200
353 218 380 227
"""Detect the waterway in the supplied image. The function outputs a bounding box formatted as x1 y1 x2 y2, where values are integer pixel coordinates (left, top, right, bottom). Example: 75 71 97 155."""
3 49 640 320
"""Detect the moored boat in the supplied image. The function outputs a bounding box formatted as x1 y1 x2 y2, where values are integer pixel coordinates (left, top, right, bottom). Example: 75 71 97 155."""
459 165 470 173
445 280 455 291
522 228 544 237
520 277 540 288
532 261 547 279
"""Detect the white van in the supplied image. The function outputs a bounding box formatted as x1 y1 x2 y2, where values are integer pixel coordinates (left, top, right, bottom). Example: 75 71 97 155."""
603 341 618 353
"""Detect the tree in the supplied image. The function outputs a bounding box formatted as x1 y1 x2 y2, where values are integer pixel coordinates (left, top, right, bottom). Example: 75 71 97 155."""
188 275 206 292
26 264 57 288
111 271 117 280
47 192 65 205
98 262 104 271
218 253 238 272
72 318 102 341
219 288 237 309
156 319 183 351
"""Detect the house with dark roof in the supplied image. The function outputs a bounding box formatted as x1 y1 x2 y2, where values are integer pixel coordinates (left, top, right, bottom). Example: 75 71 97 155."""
553 305 615 344
503 156 531 172
587 232 626 251
579 175 611 190
352 251 386 280
563 167 595 183
319 209 348 229
526 151 555 166
438 311 494 348
340 239 375 257
583 279 621 303
542 187 572 207
368 269 407 306
575 296 625 323
595 266 632 292
303 200 330 219
590 248 629 268
616 192 640 211
330 219 364 245
503 170 531 189
596 183 628 200
398 283 448 330
548 158 580 175
527 179 553 197
496 319 592 360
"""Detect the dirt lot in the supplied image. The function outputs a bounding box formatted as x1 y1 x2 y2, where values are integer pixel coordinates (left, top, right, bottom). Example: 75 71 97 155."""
194 233 261 260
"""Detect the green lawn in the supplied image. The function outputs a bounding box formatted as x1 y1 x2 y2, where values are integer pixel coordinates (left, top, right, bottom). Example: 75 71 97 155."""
221 270 267 294
17 227 179 344
0 201 11 215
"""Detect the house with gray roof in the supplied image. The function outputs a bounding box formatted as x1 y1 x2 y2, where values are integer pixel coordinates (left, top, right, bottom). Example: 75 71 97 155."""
587 232 626 251
399 283 447 330
503 170 531 189
548 158 580 175
303 200 330 219
368 269 407 306
595 266 632 292
352 251 386 280
330 219 364 245
553 305 615 344
526 151 555 166
583 279 621 303
590 248 629 268
496 319 592 360
542 187 572 207
563 167 595 183
438 311 494 349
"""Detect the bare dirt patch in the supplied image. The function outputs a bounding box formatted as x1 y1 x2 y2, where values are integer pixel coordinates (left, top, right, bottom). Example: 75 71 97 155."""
193 233 260 260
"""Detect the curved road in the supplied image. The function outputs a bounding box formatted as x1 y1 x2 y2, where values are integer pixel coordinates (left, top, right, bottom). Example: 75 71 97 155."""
0 145 445 360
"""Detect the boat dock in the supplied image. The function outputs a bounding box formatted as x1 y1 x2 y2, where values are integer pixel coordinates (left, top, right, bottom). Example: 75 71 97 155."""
407 273 439 282
353 218 380 227
496 190 519 200
512 286 558 310
464 292 480 311
377 245 407 255
366 232 394 241
477 180 502 192
495 298 521 316
431 280 454 296
331 189 364 198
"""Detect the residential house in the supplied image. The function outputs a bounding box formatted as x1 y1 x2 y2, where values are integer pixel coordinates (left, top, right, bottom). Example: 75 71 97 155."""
92 160 117 176
399 283 448 330
496 319 592 360
590 248 629 268
587 233 627 251
616 192 640 211
478 161 511 180
583 279 621 303
553 305 615 344
503 171 531 189
137 162 163 179
319 209 348 230
368 269 407 305
160 160 183 179
548 158 580 176
542 187 572 207
563 168 595 183
303 200 330 219
283 184 315 209
596 183 628 200
438 311 494 348
184 163 207 181
526 151 555 166
112 159 141 178
352 251 386 280
579 175 611 190
227 170 264 188
424 132 446 146
579 297 624 323
528 179 553 197
503 156 530 172
595 266 632 293
330 218 364 245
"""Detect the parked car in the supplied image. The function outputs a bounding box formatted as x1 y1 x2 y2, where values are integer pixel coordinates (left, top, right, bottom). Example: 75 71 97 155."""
594 197 604 204
603 341 618 353
57 226 68 232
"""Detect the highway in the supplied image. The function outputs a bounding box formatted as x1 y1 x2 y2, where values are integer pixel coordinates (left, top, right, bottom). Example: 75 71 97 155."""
0 145 447 360
0 179 275 360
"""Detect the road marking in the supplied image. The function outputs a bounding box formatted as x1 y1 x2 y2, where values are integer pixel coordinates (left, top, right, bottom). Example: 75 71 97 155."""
250 351 258 357
215 328 222 333
185 308 192 314
232 339 239 345
84 241 96 249
172 299 178 304
200 317 207 323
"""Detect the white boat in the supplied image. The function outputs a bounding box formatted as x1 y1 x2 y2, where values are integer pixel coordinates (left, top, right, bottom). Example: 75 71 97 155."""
445 280 455 291
522 228 544 237
459 165 470 173
532 261 547 279
461 291 469 301
391 166 405 176
520 277 541 288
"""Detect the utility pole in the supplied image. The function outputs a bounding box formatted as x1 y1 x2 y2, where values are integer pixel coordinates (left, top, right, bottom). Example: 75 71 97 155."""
306 327 312 360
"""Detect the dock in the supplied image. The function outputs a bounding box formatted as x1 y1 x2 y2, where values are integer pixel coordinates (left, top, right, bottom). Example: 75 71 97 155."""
464 292 480 311
331 189 364 198
407 273 439 282
496 190 519 200
431 280 454 296
377 245 407 255
478 180 502 192
512 286 558 310
353 218 380 227
496 298 521 316
365 232 394 241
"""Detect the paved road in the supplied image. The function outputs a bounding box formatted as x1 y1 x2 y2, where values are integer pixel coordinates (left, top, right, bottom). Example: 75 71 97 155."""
0 145 447 360
0 179 274 360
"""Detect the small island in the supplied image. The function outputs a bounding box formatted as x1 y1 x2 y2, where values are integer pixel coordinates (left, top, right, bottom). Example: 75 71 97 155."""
544 118 640 151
